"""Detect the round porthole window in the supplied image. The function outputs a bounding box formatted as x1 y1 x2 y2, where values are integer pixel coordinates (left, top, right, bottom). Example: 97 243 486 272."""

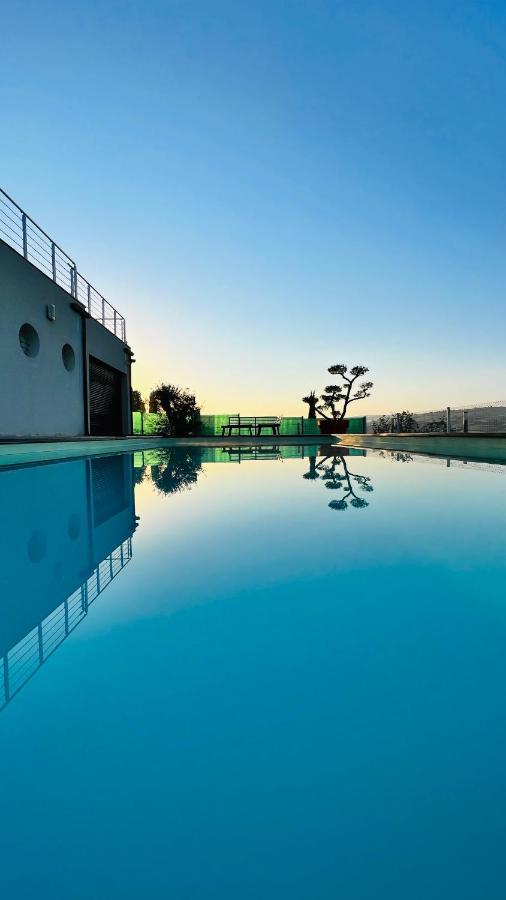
62 343 75 372
19 323 40 358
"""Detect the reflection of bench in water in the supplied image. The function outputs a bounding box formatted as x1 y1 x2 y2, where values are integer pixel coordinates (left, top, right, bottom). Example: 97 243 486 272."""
0 538 132 712
221 415 281 436
221 446 281 463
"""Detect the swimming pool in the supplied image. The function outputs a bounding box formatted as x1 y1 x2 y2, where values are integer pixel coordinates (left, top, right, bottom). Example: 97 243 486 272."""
1 444 506 898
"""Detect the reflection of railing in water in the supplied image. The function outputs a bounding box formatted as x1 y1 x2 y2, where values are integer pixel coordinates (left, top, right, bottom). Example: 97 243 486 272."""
0 538 132 712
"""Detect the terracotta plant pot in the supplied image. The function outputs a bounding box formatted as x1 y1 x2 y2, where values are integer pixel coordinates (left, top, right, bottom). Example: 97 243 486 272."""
318 418 348 435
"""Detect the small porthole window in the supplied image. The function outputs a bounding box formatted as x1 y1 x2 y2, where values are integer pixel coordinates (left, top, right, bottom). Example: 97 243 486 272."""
62 343 76 372
19 323 40 358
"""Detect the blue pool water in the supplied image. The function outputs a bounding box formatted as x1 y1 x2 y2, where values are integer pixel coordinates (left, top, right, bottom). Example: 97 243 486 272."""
1 444 506 898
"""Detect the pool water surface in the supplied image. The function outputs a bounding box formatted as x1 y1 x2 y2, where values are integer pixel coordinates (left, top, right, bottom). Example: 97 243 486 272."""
1 444 506 898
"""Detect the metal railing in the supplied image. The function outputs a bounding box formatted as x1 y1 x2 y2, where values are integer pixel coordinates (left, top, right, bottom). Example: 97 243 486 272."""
0 538 132 711
0 187 126 342
366 401 506 435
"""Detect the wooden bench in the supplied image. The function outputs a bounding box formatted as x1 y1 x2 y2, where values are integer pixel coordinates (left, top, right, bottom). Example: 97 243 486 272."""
221 415 281 437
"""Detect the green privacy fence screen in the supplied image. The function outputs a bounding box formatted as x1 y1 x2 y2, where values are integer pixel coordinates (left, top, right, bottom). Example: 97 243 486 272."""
132 413 320 436
131 413 364 436
346 417 367 434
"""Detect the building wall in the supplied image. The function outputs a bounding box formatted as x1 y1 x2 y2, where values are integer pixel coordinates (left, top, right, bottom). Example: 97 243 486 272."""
0 240 131 438
0 240 85 436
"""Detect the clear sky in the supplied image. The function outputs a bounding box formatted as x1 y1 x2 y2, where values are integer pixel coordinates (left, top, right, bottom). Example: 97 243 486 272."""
2 1 505 415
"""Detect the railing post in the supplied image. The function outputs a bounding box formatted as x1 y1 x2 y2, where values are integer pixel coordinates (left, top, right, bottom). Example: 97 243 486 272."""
22 213 28 258
102 297 105 326
87 282 91 313
38 623 44 665
72 265 77 298
446 407 451 433
114 309 117 335
51 242 56 281
463 410 468 433
3 654 10 704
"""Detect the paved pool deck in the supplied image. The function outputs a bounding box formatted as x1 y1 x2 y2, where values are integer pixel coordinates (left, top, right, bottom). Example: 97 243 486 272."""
0 434 333 468
335 432 506 463
1 433 506 468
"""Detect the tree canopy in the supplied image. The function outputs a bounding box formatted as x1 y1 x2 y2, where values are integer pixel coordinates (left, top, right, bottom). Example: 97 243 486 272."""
131 389 145 413
149 383 201 437
303 364 373 421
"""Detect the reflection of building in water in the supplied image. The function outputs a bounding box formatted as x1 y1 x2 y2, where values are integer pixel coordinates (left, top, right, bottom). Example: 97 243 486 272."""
0 454 137 711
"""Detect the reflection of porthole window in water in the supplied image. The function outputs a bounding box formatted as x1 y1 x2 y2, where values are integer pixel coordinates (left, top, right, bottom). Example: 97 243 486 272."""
68 514 80 540
27 530 47 563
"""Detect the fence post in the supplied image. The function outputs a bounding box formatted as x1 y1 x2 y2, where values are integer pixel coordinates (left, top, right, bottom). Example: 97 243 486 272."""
51 242 56 281
301 415 304 435
446 407 451 433
22 213 28 258
463 410 468 433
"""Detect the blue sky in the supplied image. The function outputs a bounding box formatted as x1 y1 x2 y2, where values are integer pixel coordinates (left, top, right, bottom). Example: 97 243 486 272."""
2 0 505 414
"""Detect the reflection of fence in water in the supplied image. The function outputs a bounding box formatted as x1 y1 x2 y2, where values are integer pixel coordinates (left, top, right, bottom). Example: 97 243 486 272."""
0 538 132 711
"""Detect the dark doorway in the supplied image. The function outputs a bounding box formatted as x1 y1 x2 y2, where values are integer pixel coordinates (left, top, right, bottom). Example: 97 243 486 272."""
89 357 123 436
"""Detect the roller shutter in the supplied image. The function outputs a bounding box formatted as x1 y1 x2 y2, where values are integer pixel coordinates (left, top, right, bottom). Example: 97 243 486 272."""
89 357 123 436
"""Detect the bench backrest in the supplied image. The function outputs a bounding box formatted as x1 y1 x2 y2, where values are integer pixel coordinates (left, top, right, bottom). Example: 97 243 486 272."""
228 415 280 425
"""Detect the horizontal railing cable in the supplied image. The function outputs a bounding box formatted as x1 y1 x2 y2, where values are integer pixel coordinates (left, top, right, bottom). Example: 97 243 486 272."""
0 187 126 342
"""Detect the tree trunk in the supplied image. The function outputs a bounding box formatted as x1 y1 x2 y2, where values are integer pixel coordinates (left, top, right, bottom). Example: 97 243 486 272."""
306 396 317 418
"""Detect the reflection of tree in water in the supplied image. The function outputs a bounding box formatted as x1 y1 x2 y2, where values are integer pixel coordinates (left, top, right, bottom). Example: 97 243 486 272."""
150 448 203 496
134 466 147 486
304 453 373 511
377 450 413 463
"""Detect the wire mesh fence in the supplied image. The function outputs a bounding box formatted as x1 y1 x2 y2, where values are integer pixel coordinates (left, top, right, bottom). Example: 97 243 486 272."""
0 187 126 342
366 402 506 434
